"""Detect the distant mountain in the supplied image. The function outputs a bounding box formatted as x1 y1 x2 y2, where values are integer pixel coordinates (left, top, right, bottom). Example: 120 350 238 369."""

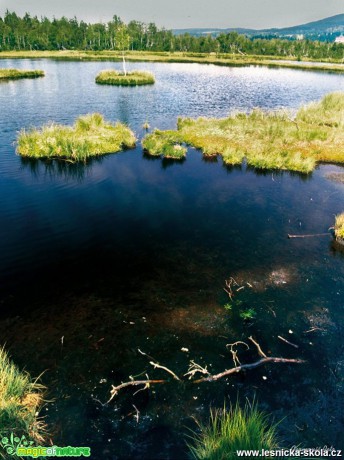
173 14 344 42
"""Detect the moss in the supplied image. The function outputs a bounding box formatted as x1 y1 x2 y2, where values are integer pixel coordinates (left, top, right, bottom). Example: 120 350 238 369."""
0 69 44 80
142 92 344 173
95 70 155 86
17 113 136 162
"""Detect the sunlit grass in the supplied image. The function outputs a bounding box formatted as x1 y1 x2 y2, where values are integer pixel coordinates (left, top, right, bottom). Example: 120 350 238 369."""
142 92 344 173
187 400 280 460
0 69 44 80
95 70 155 86
142 129 186 159
335 213 344 240
0 347 46 446
17 113 136 161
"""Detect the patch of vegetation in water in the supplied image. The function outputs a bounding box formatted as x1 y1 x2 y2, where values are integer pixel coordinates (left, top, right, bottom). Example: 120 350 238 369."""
0 347 46 445
0 69 44 80
142 92 344 173
334 212 344 241
142 129 187 160
17 113 136 162
325 172 344 184
187 400 280 460
95 69 155 86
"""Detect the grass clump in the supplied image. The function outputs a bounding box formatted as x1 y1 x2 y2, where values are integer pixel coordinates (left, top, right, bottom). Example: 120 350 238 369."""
0 347 46 450
95 70 155 86
142 92 344 173
17 113 136 162
187 400 279 460
0 69 44 80
142 129 186 160
334 213 344 241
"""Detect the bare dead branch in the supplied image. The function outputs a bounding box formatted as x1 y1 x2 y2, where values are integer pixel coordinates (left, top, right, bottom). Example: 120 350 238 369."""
184 360 210 380
226 341 249 366
278 335 299 349
193 357 305 384
248 336 267 358
149 361 180 381
108 379 166 403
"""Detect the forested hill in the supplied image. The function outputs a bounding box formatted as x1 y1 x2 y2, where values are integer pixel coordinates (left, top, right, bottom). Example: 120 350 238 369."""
0 11 343 60
174 13 344 42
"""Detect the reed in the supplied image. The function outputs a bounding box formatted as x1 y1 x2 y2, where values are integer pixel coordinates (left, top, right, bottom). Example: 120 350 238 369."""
95 70 155 86
17 113 136 161
0 69 44 80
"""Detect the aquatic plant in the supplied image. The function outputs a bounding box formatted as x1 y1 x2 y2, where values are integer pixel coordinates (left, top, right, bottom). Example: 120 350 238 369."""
17 113 136 162
0 347 46 448
141 92 344 173
0 69 44 80
142 130 186 159
95 70 155 86
334 212 344 240
239 308 257 320
187 400 280 460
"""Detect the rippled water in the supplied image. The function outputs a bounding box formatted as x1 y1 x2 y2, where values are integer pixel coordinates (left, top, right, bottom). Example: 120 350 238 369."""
0 60 343 458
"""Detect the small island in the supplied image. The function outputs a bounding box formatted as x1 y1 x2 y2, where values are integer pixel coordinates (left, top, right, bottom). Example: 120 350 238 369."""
17 113 136 161
95 69 155 86
0 69 44 80
142 129 186 159
142 92 344 173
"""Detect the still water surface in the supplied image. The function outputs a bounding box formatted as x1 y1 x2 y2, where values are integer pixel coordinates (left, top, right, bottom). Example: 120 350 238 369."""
0 60 343 458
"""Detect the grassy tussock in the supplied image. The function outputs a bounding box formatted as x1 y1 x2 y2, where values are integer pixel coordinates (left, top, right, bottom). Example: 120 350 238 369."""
142 92 344 173
95 70 155 86
335 213 344 240
17 113 136 161
0 69 44 80
142 130 186 159
187 401 279 460
0 347 46 446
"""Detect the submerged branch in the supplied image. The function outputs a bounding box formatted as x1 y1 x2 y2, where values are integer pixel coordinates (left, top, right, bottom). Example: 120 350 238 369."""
108 338 305 400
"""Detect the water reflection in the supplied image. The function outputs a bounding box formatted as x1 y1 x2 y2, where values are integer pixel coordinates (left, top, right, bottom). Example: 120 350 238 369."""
20 156 103 181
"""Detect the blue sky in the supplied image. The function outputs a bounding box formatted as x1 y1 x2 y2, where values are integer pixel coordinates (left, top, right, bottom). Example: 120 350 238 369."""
1 0 343 29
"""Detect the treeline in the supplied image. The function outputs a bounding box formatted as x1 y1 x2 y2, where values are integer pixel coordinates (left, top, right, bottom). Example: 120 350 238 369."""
1 10 343 60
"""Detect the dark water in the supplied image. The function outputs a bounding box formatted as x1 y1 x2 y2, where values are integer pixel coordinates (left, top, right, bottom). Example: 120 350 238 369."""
0 60 344 458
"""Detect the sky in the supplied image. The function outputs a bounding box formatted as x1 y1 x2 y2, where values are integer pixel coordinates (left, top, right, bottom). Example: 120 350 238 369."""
0 0 343 29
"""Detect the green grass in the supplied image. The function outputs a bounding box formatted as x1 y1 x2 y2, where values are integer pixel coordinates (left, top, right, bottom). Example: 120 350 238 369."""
0 347 46 451
187 400 280 460
0 69 44 80
142 129 187 159
335 213 344 240
142 92 344 173
17 113 136 161
95 70 155 86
